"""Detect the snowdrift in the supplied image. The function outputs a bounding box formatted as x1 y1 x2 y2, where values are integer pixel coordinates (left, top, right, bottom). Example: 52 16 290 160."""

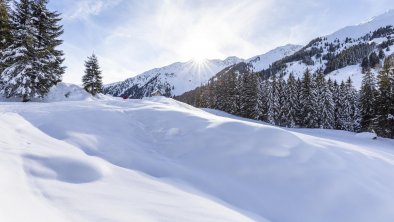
0 95 394 222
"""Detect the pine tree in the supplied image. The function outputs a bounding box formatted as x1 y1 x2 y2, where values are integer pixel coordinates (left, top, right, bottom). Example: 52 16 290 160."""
31 0 65 94
82 54 103 96
255 77 269 121
0 0 11 76
294 78 303 126
0 0 64 101
239 72 257 119
277 76 288 127
369 52 380 68
267 74 280 125
375 57 394 138
0 0 37 101
300 69 318 128
341 78 360 132
320 77 335 129
314 71 326 127
0 0 11 51
284 73 299 127
359 67 377 131
331 80 343 130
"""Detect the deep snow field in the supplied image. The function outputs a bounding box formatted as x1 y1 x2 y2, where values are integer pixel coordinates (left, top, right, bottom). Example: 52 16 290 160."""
1 84 394 222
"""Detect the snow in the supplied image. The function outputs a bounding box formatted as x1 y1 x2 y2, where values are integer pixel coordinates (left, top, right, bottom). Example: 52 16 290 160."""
44 83 94 102
104 45 301 97
325 65 364 88
355 132 378 140
1 85 394 222
247 44 302 72
326 9 394 42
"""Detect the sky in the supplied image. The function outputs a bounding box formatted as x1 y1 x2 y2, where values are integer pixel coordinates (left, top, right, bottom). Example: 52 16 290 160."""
47 0 393 84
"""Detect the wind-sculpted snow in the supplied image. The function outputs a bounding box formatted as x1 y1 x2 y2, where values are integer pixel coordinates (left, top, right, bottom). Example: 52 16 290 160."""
0 95 394 222
23 155 104 184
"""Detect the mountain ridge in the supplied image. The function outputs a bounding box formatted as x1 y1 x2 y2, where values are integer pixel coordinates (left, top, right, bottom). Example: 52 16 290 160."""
103 44 302 98
104 9 394 98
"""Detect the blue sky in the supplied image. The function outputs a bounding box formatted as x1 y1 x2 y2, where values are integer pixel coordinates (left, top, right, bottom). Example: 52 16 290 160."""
48 0 393 84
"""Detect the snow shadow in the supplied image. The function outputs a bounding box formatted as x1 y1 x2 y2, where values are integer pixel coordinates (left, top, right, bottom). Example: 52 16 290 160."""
23 155 103 184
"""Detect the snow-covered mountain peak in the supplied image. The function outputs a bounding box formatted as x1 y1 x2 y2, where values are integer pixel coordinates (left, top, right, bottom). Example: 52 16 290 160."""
103 47 293 98
326 9 394 42
223 56 244 64
246 44 303 72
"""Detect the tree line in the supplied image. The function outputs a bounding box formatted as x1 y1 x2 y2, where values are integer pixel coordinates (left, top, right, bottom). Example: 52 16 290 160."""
176 57 394 139
0 0 103 101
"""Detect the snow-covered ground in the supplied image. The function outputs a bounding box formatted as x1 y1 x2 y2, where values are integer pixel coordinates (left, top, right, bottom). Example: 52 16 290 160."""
1 84 394 222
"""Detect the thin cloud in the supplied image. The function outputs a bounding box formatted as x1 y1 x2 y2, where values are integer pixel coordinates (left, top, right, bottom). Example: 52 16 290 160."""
55 0 394 84
64 0 123 21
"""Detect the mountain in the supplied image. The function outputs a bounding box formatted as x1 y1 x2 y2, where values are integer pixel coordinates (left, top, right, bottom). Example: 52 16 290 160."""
247 44 303 72
256 9 394 88
103 45 302 98
105 10 394 99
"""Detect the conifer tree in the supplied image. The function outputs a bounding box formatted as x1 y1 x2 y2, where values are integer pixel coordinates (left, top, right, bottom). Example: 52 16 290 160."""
300 69 318 128
320 77 335 129
31 0 65 94
359 67 377 131
341 78 360 132
375 57 394 137
284 73 299 127
239 73 257 119
82 54 103 96
0 0 37 101
0 0 64 101
331 80 343 129
0 0 11 51
255 77 269 121
0 0 11 75
267 74 279 125
294 78 303 126
277 76 288 127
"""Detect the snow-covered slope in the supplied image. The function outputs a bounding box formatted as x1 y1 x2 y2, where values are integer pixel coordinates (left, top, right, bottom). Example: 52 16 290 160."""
327 9 394 42
262 10 394 86
247 44 302 72
103 57 243 98
1 91 394 222
103 45 301 99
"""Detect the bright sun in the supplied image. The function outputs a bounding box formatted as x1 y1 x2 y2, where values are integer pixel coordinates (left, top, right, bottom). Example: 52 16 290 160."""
192 56 207 64
182 33 219 65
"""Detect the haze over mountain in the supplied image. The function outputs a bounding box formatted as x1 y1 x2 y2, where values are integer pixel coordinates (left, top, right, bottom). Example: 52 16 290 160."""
103 45 302 98
104 9 394 98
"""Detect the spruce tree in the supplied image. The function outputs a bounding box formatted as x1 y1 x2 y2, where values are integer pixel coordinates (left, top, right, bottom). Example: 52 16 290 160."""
294 78 303 127
0 0 37 101
375 57 394 137
359 67 377 131
31 0 65 94
239 73 257 119
341 78 360 132
300 69 318 128
267 74 279 125
82 54 103 96
331 80 343 130
0 0 11 51
284 73 299 128
277 76 288 127
314 71 326 128
320 77 335 129
0 0 11 76
0 0 64 101
255 77 269 121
